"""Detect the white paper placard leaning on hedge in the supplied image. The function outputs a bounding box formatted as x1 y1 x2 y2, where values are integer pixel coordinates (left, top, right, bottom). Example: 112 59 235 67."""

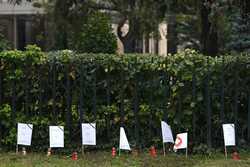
222 124 235 159
174 132 188 158
161 121 174 144
174 133 188 150
82 123 96 146
49 126 64 148
119 127 131 154
17 123 33 146
161 121 174 156
222 124 235 146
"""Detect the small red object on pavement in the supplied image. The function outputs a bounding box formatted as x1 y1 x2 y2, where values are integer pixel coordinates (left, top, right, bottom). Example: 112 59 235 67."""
232 151 240 160
150 146 157 157
112 147 116 157
72 151 78 160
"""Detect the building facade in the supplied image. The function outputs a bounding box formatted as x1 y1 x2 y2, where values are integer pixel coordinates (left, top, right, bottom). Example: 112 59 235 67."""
0 0 44 50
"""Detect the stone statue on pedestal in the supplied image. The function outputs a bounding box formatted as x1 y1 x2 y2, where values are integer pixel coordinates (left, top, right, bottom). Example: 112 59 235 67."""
158 22 168 56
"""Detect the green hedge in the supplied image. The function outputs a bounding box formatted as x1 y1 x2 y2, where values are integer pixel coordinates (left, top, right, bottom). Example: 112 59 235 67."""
0 45 250 152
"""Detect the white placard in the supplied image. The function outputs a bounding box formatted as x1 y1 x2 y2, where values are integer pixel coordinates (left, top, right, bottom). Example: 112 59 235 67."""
161 121 174 143
82 123 96 146
119 127 131 151
17 123 33 146
174 132 188 150
222 124 235 146
49 126 64 148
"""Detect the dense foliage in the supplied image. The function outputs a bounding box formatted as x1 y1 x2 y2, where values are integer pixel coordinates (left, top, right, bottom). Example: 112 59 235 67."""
71 12 117 54
0 46 250 152
0 33 10 52
226 9 250 53
42 1 116 53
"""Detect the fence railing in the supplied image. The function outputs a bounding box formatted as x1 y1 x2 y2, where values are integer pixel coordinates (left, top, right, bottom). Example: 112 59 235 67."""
0 50 250 151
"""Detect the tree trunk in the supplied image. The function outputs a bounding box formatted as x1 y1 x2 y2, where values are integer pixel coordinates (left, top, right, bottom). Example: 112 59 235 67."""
167 15 177 54
200 1 218 56
243 0 250 14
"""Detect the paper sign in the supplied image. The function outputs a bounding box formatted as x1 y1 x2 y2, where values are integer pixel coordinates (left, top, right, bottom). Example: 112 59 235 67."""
82 123 96 145
161 121 174 143
174 132 188 150
17 123 33 146
119 127 131 150
49 126 64 148
222 124 235 146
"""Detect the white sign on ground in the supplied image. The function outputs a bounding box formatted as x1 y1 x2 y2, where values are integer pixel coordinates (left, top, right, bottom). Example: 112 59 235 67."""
161 121 174 143
119 127 131 150
82 123 96 145
174 132 188 150
17 123 33 146
49 126 64 148
222 124 235 146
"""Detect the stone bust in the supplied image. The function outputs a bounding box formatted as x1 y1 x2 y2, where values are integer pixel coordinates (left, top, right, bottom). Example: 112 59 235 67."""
158 22 168 56
159 23 167 40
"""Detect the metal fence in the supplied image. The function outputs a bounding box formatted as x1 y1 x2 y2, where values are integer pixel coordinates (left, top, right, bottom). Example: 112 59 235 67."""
0 55 250 151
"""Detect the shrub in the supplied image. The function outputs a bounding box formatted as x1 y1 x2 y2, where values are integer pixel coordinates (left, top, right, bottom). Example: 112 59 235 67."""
72 12 117 54
0 33 10 51
0 47 250 151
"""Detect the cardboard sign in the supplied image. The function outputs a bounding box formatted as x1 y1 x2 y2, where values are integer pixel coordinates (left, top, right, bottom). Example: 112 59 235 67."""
17 123 33 146
174 132 188 150
223 124 235 146
82 123 96 146
161 121 174 143
119 127 131 150
49 126 64 148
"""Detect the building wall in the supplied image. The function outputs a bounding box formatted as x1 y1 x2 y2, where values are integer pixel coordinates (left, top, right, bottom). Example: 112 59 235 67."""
0 0 44 15
0 0 45 50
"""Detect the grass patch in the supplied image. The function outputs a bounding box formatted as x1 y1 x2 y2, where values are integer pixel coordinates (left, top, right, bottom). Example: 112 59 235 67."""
0 152 249 167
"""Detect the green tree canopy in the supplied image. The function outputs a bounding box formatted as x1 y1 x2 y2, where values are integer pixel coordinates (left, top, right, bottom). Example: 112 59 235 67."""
71 12 117 54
